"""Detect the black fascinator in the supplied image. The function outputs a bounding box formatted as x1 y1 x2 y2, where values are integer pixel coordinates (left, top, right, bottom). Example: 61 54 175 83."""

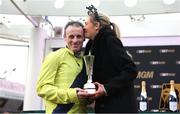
86 5 99 21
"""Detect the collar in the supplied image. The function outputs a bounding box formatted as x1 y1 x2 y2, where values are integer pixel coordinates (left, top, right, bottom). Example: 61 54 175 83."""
65 47 83 58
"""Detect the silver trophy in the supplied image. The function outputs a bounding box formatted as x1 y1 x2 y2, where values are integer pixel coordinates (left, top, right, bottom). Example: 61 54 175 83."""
83 52 96 94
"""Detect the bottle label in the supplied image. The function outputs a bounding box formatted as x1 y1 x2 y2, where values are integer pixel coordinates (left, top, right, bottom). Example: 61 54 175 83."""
140 102 147 111
169 102 178 112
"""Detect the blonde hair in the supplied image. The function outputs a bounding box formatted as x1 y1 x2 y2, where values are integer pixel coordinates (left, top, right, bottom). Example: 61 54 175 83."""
90 12 121 39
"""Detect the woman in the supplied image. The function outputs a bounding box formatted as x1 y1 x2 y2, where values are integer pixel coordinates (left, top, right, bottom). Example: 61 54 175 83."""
84 5 138 113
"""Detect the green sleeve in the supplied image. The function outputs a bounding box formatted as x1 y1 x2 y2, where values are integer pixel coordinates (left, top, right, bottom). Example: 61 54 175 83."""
36 52 79 104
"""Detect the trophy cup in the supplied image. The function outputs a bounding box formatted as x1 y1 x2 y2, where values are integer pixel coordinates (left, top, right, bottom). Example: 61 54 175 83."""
83 52 96 94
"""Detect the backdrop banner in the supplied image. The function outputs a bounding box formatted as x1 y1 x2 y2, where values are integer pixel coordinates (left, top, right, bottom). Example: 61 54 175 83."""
126 45 180 112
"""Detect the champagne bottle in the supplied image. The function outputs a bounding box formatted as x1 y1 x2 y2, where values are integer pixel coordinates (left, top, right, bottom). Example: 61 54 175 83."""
139 81 148 112
168 80 179 112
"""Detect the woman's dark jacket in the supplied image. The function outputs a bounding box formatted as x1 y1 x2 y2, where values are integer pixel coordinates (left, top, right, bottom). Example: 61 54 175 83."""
84 26 138 113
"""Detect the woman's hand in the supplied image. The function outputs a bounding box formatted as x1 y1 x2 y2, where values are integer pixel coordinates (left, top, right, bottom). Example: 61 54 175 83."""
93 82 107 99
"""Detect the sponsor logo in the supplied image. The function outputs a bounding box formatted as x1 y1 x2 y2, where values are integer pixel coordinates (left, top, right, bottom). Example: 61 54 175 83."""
176 60 180 65
150 85 162 89
159 49 175 53
134 85 140 88
137 71 154 79
150 61 166 65
136 49 152 54
160 73 176 77
134 61 141 65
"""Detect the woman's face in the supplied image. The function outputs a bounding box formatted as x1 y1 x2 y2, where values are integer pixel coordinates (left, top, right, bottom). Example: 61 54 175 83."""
84 16 99 40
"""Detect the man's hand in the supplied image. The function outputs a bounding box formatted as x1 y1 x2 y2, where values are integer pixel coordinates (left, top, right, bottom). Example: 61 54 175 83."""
76 88 94 99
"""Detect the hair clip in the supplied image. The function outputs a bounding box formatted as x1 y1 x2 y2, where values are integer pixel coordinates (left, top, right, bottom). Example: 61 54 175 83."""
86 5 99 21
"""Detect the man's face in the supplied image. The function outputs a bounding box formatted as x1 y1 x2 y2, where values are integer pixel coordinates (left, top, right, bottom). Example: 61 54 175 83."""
64 26 84 53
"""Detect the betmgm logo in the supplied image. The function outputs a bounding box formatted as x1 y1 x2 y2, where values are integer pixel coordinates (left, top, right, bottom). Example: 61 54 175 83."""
137 71 154 79
136 49 152 54
150 61 166 65
159 49 175 53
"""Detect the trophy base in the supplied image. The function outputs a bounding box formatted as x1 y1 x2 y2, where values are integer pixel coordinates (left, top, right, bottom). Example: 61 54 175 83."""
84 82 96 94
